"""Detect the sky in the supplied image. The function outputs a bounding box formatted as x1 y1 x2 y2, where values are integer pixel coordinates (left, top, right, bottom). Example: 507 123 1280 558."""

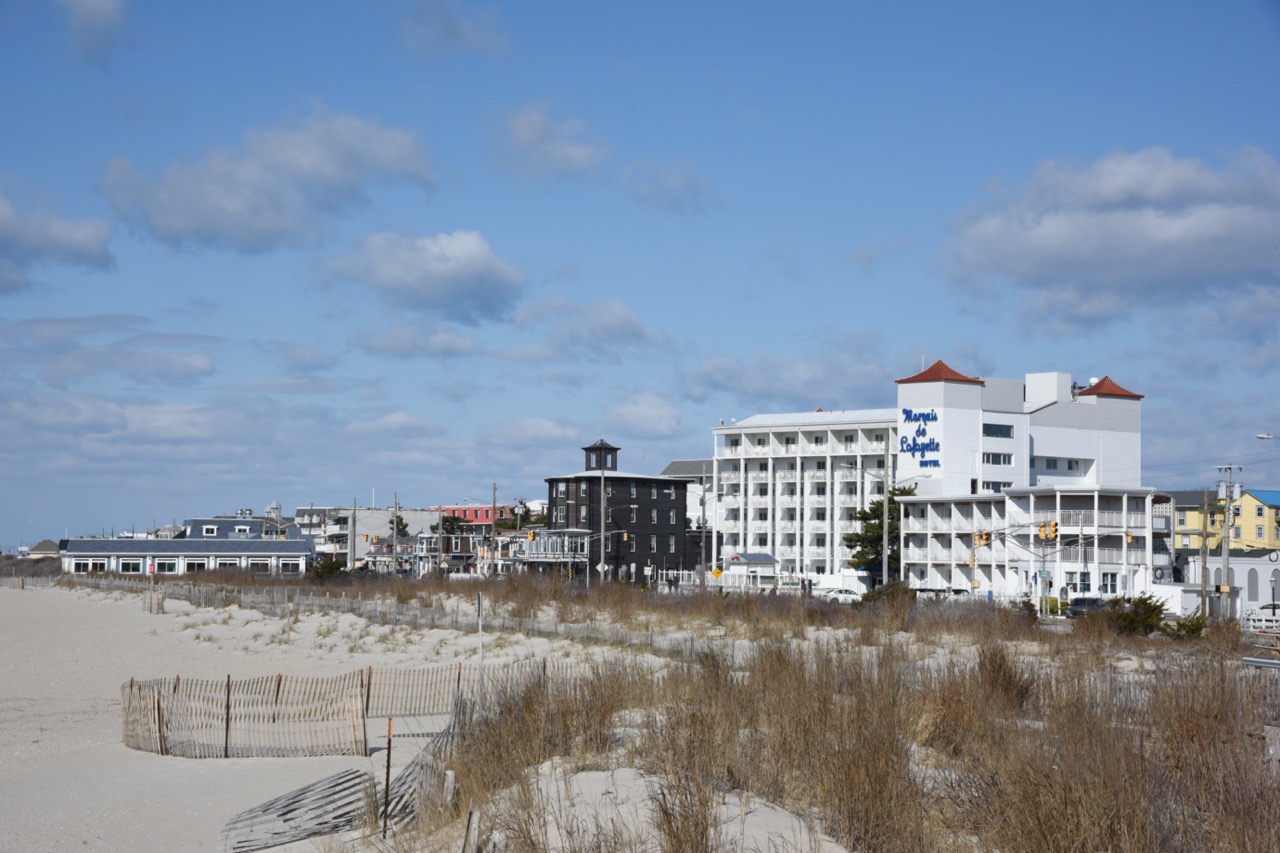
3 0 1280 548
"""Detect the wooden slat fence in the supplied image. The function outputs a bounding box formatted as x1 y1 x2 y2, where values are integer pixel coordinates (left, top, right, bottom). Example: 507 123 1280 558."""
122 659 575 759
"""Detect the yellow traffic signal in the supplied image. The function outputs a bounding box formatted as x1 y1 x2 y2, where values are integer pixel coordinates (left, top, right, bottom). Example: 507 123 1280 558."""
363 534 369 542
1049 521 1058 539
622 531 629 541
1126 530 1133 544
527 530 536 542
1038 523 1047 540
373 535 380 543
968 550 974 567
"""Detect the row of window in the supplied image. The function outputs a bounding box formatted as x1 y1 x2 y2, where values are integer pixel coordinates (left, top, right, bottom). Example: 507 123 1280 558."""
553 507 679 525
726 433 888 448
72 558 298 573
556 481 676 500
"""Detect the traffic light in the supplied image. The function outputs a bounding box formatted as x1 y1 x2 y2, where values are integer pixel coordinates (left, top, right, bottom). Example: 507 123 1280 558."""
1038 522 1047 540
968 550 974 567
1126 530 1133 544
527 530 536 542
622 531 629 541
373 535 380 544
980 531 990 545
363 534 369 542
1049 521 1058 539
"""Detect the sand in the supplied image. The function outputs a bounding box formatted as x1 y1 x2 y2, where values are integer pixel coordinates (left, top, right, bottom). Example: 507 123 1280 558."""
0 585 849 853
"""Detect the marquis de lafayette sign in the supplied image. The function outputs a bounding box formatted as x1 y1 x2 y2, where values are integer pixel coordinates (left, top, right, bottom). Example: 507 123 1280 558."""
900 408 941 467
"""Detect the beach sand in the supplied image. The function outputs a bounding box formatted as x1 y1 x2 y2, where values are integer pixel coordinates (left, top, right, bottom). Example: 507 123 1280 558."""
0 585 848 853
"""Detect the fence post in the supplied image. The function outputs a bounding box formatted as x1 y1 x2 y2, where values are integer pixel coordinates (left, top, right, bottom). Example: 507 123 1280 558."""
382 718 393 838
224 674 231 758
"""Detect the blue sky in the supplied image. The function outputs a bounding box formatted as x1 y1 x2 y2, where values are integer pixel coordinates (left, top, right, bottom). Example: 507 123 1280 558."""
3 0 1280 547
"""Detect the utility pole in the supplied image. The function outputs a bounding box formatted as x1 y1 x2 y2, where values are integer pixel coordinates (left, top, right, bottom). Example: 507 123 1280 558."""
882 439 891 589
594 466 605 589
1199 488 1209 616
1215 465 1243 619
490 482 497 575
699 462 708 589
350 498 356 572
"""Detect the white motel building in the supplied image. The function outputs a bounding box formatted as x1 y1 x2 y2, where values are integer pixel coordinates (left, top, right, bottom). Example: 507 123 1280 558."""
710 360 1173 601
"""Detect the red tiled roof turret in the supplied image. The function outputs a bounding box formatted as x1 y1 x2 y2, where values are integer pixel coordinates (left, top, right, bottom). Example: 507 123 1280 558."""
1077 376 1143 399
895 359 984 385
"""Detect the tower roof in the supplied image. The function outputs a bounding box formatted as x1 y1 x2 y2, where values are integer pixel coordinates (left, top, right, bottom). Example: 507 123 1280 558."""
895 359 984 385
1077 376 1143 400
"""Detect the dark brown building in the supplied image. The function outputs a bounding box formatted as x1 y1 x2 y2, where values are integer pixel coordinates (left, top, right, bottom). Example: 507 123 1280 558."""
545 440 697 583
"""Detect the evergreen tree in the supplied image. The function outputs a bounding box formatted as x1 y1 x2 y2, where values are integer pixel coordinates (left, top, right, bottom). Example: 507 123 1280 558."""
842 484 919 579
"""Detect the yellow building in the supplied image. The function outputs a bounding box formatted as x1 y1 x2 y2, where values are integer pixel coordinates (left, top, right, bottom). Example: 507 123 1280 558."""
1171 489 1280 552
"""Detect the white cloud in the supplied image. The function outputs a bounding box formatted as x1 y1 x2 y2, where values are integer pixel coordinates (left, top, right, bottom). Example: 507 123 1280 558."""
504 104 609 179
105 106 433 251
400 0 506 57
506 298 666 364
602 391 682 438
477 417 579 446
345 410 431 435
55 0 126 65
948 146 1280 335
352 322 482 358
0 194 113 293
620 158 716 214
333 230 524 323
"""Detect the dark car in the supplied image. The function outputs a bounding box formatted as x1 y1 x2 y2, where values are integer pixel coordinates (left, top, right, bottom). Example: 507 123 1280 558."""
1066 596 1106 619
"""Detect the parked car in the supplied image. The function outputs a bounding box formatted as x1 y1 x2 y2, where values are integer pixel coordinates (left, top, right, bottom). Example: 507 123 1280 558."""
1244 603 1280 632
1066 597 1107 619
819 588 861 604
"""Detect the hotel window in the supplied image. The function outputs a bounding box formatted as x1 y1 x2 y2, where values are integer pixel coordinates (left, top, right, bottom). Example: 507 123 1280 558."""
630 483 637 498
982 453 1012 466
1100 573 1117 594
754 534 768 547
120 559 142 574
784 436 796 447
649 535 657 552
815 535 827 547
982 481 1013 493
556 506 566 523
668 535 676 553
1257 526 1265 540
670 509 677 524
814 484 827 497
756 437 767 447
652 508 659 524
630 507 638 523
156 560 178 574
813 435 826 445
1258 505 1266 518
580 505 588 523
728 438 740 448
1045 458 1059 470
1067 459 1080 471
815 459 826 470
558 483 566 497
203 525 218 536
814 508 827 522
982 423 1014 438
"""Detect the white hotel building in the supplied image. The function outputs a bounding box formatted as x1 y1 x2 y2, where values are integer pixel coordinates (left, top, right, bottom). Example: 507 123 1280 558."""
710 361 1173 600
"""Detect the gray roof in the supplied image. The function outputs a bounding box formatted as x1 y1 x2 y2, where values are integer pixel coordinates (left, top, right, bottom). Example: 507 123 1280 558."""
546 470 682 483
661 459 714 480
62 539 313 556
717 408 896 430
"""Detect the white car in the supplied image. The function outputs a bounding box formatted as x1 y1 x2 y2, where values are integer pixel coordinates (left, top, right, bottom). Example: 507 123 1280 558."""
1244 603 1280 632
819 588 860 604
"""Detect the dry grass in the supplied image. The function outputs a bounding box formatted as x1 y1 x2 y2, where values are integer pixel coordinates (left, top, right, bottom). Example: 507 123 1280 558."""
70 573 1280 851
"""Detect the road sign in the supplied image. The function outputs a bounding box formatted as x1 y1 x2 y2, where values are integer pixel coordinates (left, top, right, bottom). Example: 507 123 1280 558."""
712 568 722 578
147 561 155 576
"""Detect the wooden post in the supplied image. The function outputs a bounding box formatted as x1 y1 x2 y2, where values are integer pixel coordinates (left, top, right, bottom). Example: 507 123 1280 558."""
224 674 232 758
382 717 393 838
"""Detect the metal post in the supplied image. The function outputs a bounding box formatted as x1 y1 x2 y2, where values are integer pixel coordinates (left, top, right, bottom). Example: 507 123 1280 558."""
882 441 890 588
594 467 605 588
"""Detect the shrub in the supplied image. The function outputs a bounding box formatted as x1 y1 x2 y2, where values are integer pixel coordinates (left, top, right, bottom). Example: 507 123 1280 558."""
1160 608 1208 640
1106 593 1167 636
